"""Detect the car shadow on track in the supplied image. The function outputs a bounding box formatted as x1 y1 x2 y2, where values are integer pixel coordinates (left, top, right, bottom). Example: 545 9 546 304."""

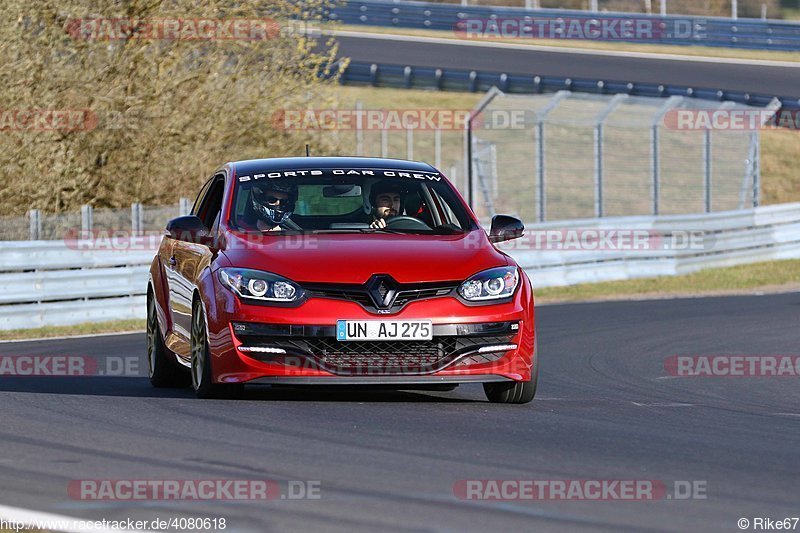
0 377 479 402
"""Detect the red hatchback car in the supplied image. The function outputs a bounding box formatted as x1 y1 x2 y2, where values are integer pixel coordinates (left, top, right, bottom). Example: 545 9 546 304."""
147 157 537 403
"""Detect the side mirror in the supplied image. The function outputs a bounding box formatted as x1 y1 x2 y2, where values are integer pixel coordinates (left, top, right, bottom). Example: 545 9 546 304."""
165 216 213 245
489 215 524 243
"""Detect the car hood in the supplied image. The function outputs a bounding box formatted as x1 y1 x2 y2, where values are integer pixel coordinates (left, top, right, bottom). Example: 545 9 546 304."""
220 231 509 284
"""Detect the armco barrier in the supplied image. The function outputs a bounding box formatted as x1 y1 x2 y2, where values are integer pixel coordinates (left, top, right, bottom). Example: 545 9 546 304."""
328 0 800 51
1 202 800 329
339 61 800 111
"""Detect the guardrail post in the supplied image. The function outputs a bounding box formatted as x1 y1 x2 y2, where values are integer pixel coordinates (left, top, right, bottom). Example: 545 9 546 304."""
81 205 93 238
28 209 41 241
355 100 364 156
704 129 712 213
752 132 761 207
131 203 143 236
403 66 412 89
179 198 191 217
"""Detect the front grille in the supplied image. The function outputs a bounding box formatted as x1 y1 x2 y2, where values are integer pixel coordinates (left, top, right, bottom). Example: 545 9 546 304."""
304 280 459 313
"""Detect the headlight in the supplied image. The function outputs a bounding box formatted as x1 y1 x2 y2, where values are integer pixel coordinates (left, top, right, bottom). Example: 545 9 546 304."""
218 268 304 302
458 266 519 302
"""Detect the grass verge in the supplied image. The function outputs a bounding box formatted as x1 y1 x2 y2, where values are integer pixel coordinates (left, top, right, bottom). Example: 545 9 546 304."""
535 259 800 304
332 24 800 63
0 319 145 342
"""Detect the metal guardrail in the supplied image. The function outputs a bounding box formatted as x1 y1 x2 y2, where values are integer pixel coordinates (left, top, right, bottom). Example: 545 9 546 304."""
1 203 800 329
339 61 800 111
328 0 800 51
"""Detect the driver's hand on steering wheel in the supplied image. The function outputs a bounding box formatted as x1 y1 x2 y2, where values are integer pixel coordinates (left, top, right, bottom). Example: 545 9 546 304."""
370 217 387 229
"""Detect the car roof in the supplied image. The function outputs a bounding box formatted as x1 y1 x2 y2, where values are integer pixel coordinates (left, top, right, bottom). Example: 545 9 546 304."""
229 157 440 177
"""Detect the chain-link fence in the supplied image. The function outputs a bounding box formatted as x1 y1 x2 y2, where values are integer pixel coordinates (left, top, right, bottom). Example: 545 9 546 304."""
467 89 772 222
3 202 190 241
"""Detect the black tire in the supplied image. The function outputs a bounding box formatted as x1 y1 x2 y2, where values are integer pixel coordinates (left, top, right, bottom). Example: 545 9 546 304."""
147 290 190 388
190 298 244 399
483 336 538 404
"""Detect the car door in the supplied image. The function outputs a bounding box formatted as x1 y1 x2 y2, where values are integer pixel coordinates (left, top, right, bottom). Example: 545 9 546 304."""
168 174 225 346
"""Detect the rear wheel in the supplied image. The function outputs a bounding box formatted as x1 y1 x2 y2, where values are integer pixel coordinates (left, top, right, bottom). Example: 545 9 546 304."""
190 298 243 399
147 291 190 388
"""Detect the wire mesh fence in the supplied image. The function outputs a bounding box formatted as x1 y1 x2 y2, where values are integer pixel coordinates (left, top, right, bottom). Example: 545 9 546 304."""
467 89 768 222
2 203 189 241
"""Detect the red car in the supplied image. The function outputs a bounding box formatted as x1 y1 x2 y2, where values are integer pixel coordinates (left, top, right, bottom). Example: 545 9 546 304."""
147 157 537 403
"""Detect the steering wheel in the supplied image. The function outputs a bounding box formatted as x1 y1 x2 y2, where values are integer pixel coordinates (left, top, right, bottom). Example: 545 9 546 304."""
385 215 431 230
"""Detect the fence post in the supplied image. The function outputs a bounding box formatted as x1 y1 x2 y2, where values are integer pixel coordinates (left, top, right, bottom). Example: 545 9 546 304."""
81 205 93 238
434 128 442 169
179 198 191 216
703 129 712 213
534 91 571 223
381 129 388 158
406 126 414 160
593 94 627 218
650 96 682 216
661 0 667 16
28 209 41 240
590 0 598 12
131 203 143 236
537 121 546 222
355 100 364 157
732 0 738 19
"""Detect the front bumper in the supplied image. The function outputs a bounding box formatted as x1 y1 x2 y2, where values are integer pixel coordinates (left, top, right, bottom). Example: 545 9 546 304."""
205 279 535 385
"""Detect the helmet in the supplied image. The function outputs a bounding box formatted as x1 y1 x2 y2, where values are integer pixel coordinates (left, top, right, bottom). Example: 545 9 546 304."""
251 181 297 225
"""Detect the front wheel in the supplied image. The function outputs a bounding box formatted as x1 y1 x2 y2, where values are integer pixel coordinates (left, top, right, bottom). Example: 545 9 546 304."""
484 336 538 404
190 298 244 399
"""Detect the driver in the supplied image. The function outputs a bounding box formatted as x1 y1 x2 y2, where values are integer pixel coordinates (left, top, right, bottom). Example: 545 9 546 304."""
247 181 298 232
368 180 404 229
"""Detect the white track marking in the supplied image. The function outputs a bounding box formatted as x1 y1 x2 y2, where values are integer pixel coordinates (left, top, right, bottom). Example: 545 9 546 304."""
324 29 800 68
0 503 154 533
633 402 694 407
0 330 143 345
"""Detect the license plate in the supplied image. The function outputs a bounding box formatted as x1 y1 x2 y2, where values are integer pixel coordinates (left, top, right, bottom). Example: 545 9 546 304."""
336 320 433 341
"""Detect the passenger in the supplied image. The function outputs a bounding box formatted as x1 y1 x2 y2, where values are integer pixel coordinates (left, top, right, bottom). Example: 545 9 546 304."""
368 180 404 229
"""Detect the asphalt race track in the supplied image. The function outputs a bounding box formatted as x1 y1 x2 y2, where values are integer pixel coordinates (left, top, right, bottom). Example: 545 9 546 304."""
0 293 798 532
334 32 800 97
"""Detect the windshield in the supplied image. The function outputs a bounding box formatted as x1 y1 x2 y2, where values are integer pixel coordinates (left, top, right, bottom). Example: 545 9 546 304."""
229 168 477 234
